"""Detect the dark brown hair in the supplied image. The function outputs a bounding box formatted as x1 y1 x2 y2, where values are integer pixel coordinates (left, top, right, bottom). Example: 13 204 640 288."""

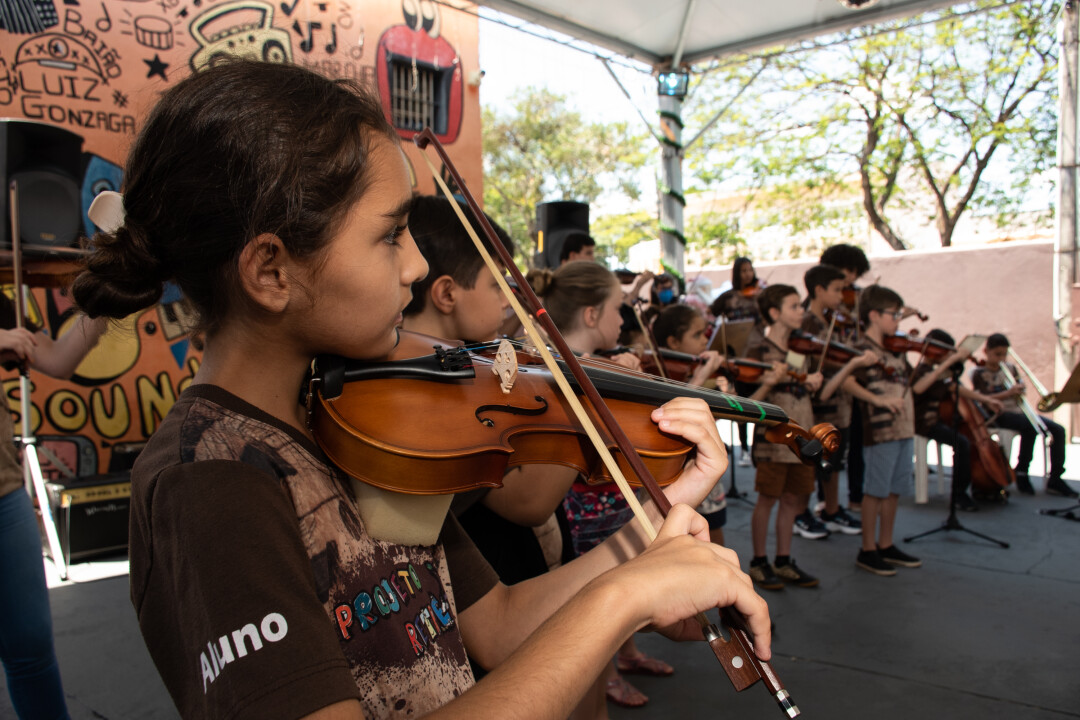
859 284 904 324
73 60 397 336
653 304 702 349
757 284 799 324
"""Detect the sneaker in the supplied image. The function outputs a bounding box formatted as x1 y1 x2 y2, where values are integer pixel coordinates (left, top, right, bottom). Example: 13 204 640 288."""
820 508 862 535
954 493 979 512
1014 472 1035 495
773 558 819 588
748 559 784 591
738 450 752 467
793 512 830 540
855 549 896 576
1046 478 1080 498
877 544 922 568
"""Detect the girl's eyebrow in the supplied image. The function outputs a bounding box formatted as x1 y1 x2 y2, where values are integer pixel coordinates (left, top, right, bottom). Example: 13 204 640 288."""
382 196 413 220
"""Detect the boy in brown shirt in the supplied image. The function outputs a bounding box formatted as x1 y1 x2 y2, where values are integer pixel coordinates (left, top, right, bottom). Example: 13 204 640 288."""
840 285 922 576
744 284 839 590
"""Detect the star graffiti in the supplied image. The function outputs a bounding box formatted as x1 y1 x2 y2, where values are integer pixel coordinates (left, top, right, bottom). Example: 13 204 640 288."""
144 54 169 80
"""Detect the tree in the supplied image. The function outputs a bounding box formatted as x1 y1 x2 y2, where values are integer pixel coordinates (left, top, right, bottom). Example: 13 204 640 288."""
482 88 651 263
590 210 658 266
686 0 1060 250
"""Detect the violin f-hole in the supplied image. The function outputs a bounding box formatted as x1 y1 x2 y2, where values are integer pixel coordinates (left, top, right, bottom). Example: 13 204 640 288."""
475 395 549 427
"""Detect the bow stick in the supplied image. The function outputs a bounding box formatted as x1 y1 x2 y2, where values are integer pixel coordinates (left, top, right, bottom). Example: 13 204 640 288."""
818 310 839 373
414 130 799 718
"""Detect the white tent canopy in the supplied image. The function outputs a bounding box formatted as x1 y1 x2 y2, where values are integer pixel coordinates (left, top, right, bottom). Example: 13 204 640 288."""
476 0 965 68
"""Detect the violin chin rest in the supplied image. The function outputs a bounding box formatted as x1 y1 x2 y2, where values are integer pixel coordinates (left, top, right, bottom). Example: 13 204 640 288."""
350 478 454 547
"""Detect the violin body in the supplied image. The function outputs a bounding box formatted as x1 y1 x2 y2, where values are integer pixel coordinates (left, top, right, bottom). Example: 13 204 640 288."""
939 394 1014 496
307 332 792 495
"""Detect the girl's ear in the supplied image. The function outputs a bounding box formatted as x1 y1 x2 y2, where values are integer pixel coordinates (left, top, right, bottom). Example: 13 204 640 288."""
238 233 292 314
582 304 600 329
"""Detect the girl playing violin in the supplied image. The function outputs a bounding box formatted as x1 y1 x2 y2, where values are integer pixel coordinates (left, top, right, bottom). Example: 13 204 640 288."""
71 61 770 720
528 261 675 714
653 304 730 547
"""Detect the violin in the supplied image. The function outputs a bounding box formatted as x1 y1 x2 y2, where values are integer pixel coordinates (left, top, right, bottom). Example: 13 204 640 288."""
787 331 896 377
406 129 809 717
882 332 955 363
306 332 838 494
614 347 809 386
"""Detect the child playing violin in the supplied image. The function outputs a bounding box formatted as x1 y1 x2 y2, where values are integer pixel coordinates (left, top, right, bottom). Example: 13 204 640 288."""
71 61 769 720
653 304 730 546
911 329 1004 511
971 333 1076 498
797 264 878 538
839 285 921 576
400 194 574 589
820 243 872 510
743 285 829 590
710 256 764 469
527 261 677 714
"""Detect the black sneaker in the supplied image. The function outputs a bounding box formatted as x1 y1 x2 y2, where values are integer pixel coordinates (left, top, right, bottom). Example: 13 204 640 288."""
773 558 819 587
855 549 896 576
748 559 784 591
954 493 978 512
1046 478 1080 498
878 544 922 568
820 508 862 535
1015 472 1035 495
793 512 830 540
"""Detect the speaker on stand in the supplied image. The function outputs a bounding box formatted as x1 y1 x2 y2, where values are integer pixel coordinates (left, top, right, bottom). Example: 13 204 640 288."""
534 201 589 270
0 120 85 257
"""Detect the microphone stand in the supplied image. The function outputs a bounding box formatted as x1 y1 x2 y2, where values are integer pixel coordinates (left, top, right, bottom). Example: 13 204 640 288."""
904 369 1009 549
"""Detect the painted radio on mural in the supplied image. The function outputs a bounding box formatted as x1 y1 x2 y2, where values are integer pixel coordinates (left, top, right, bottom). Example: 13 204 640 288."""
0 0 483 476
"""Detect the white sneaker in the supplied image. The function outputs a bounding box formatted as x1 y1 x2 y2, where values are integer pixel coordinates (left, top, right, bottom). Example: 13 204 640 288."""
738 450 752 467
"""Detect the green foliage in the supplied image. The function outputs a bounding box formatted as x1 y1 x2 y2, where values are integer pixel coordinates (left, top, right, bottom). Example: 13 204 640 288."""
685 0 1060 249
482 88 651 265
684 210 748 265
590 210 658 266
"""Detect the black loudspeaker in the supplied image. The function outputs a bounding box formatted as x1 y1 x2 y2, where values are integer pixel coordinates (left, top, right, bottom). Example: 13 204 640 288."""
535 201 589 269
44 472 130 566
0 120 84 252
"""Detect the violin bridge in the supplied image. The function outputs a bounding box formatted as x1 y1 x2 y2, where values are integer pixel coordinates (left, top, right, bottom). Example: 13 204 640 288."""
492 338 518 394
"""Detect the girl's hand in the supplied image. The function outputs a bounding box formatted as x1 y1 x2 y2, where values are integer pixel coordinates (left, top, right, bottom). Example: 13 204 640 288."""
609 352 641 372
875 395 906 414
762 361 787 386
602 504 771 659
651 398 727 509
689 351 724 387
804 371 824 392
0 328 37 365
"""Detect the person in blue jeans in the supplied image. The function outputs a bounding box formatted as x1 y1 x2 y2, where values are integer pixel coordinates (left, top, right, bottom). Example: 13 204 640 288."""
0 297 105 719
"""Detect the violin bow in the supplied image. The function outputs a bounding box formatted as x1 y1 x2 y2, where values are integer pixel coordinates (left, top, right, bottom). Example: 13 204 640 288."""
818 311 839 374
414 130 798 718
633 300 669 379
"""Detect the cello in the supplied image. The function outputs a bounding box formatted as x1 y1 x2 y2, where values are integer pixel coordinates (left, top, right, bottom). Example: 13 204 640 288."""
938 389 1014 500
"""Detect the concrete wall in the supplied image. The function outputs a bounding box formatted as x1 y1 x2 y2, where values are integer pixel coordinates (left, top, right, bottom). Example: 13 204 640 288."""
695 240 1063 428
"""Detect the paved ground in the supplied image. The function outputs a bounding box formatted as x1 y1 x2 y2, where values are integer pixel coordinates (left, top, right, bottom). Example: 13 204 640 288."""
3 430 1080 720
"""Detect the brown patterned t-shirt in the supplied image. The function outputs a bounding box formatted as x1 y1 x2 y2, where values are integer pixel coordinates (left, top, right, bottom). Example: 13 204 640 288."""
851 338 915 445
129 384 497 720
800 311 853 429
746 338 815 465
970 364 1020 413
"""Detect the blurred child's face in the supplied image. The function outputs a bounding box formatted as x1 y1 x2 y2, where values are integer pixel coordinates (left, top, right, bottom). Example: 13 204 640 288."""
772 293 804 331
985 345 1008 368
595 282 624 351
739 263 755 286
819 279 845 311
454 263 511 342
670 314 709 355
870 305 901 335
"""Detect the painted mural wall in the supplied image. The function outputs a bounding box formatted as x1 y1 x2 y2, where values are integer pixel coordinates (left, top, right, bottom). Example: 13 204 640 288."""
0 0 482 477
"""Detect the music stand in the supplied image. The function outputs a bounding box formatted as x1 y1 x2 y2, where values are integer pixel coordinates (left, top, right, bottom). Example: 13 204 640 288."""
904 369 1010 549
